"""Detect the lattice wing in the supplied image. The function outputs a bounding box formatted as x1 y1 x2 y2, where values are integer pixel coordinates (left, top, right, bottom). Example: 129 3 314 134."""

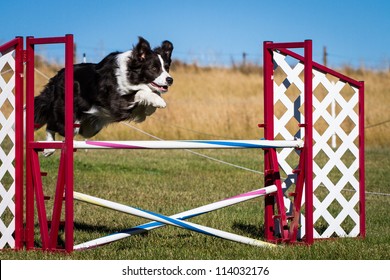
272 50 362 239
0 50 16 249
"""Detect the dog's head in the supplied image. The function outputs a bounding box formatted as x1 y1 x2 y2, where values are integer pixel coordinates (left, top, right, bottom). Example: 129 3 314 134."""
128 37 174 94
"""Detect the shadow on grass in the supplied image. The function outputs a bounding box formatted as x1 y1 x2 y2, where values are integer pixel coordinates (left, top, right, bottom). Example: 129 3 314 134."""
74 221 153 238
74 221 118 234
232 222 265 239
33 222 124 249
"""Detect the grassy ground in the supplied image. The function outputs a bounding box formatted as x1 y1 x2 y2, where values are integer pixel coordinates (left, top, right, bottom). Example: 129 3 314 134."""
1 147 389 260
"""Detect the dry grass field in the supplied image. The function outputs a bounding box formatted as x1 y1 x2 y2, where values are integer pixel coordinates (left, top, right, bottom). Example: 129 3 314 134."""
32 59 390 148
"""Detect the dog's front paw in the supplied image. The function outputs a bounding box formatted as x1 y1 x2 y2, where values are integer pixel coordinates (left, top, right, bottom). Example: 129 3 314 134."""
134 90 166 108
152 95 166 108
43 148 56 157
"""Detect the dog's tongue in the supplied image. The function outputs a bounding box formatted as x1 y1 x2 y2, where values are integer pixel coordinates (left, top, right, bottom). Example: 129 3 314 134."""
152 82 168 93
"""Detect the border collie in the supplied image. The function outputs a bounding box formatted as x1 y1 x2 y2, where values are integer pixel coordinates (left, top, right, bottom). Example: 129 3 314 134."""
34 37 173 156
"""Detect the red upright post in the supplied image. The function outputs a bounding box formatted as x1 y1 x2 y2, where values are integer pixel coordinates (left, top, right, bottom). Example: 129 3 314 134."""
262 41 276 241
358 81 365 238
14 37 24 250
25 36 36 250
303 40 314 244
64 34 74 252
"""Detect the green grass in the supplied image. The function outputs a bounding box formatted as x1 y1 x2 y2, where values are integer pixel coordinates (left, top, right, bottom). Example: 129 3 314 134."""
1 148 389 260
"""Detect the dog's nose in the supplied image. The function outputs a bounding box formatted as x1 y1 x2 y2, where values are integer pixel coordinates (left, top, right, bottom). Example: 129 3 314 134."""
166 77 173 86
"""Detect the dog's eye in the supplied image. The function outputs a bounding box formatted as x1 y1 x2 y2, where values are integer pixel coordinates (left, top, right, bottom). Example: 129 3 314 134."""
152 66 158 71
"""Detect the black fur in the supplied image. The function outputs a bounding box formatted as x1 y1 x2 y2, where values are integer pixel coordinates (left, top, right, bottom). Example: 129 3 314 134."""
34 37 173 138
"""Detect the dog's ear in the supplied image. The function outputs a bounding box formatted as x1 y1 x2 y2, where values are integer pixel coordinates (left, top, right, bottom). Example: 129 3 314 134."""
154 40 174 66
134 37 152 61
160 40 174 60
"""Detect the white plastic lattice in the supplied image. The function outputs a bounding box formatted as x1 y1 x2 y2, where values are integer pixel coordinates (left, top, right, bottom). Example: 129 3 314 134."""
0 50 16 249
273 51 361 239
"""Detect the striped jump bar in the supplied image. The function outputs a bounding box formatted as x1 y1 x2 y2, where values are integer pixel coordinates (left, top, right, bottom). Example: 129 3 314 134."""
70 139 304 149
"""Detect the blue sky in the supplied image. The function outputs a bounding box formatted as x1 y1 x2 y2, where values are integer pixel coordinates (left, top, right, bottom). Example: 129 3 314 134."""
2 0 389 69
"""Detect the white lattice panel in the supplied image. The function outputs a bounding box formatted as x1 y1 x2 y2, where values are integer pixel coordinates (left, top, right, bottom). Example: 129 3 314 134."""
0 50 16 249
272 51 361 239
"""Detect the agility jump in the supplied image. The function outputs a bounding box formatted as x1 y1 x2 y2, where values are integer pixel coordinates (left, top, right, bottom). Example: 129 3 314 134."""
0 35 365 252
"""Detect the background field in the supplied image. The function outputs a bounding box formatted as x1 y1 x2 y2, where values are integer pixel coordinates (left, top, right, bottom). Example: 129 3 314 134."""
1 60 390 260
32 60 390 147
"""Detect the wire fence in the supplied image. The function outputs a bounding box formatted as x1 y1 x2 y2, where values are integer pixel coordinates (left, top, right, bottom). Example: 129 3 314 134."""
1 61 389 198
7 41 387 70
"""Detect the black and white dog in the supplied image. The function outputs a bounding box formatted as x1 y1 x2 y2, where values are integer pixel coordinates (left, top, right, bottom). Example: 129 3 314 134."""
34 37 173 156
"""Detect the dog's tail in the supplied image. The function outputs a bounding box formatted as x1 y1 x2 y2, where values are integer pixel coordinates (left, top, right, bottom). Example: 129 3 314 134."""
34 95 51 128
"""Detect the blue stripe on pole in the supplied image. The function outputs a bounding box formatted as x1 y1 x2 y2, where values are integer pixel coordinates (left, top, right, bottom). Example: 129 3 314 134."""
139 208 214 236
110 213 202 236
188 140 267 148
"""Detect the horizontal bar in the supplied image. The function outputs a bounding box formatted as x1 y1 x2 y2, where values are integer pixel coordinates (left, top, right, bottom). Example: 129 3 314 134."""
74 185 277 250
27 36 69 45
0 37 21 53
265 41 306 50
35 139 304 150
277 48 362 87
29 142 65 150
74 190 277 248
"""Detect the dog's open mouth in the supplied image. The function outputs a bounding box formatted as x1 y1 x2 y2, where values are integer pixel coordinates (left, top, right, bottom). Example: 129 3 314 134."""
149 82 169 94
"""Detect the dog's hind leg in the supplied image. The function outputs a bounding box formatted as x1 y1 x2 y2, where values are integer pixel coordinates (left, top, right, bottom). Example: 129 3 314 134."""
74 120 81 135
42 129 56 157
